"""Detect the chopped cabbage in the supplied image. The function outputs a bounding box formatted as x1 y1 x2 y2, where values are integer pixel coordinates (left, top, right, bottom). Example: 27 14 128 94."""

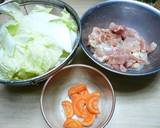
0 2 77 80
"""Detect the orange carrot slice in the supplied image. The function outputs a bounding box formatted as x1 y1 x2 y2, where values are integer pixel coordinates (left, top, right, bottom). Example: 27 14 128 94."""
80 89 89 99
62 101 74 118
68 84 87 96
86 92 100 114
71 88 89 101
70 93 81 102
81 108 96 127
73 98 86 117
62 84 101 128
64 119 83 128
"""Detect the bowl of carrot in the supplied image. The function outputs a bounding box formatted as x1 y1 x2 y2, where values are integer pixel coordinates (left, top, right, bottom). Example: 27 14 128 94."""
40 64 115 128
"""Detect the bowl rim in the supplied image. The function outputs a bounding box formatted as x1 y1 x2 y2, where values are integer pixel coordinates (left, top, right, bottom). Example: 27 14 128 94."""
0 0 81 85
40 64 116 128
80 0 160 76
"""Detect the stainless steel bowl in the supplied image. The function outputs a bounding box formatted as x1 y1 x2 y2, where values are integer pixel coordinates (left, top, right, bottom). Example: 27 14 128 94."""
41 64 115 128
0 0 81 86
81 0 160 76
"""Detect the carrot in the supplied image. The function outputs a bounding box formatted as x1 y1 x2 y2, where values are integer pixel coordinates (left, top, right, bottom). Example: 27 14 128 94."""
62 84 101 128
62 101 74 119
86 92 100 114
68 83 87 97
70 93 81 102
80 89 89 99
64 118 83 128
81 108 96 127
73 97 86 117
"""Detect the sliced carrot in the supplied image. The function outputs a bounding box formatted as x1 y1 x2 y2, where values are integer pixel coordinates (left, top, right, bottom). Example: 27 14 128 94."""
81 108 96 127
68 84 87 97
86 92 100 114
62 101 74 118
73 98 86 117
70 93 81 102
62 84 101 128
80 89 89 99
71 88 89 101
64 118 83 128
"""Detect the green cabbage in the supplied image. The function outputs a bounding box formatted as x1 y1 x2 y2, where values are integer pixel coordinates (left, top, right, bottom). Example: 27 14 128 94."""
0 3 77 80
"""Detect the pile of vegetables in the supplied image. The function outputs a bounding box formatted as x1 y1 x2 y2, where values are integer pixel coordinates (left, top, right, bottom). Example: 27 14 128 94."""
0 2 77 80
62 83 101 128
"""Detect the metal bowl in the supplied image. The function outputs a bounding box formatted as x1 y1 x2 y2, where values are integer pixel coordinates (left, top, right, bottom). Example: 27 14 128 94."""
0 0 81 86
81 0 160 76
40 64 115 128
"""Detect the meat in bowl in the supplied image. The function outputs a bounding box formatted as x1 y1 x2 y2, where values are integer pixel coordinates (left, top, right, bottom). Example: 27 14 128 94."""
88 22 157 72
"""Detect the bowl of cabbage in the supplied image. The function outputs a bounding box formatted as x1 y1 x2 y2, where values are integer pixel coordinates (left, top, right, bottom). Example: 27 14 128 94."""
0 0 81 85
